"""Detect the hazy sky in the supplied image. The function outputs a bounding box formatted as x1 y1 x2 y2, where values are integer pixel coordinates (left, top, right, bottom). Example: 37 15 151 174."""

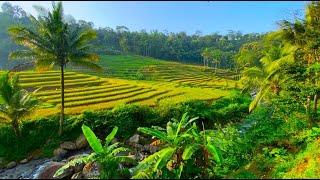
0 1 308 35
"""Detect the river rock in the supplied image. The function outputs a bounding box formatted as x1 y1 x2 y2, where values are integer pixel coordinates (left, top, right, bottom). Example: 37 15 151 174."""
133 143 143 151
6 161 16 169
54 148 68 159
128 134 140 145
82 161 101 178
111 137 118 144
76 134 89 149
149 146 160 154
20 159 28 164
60 141 77 150
38 162 73 179
71 172 85 179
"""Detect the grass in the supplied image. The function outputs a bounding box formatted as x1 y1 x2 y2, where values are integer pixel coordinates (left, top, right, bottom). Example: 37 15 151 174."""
273 138 320 179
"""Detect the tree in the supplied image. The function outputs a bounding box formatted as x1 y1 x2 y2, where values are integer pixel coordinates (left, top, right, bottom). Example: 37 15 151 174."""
276 1 320 115
210 49 224 74
0 72 41 138
201 48 210 67
240 42 296 112
8 2 103 135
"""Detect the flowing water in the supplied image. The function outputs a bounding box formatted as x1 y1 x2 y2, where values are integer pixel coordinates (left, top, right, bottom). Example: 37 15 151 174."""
0 148 92 179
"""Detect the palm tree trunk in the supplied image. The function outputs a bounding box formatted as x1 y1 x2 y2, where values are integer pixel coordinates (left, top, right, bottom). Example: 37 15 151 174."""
215 63 217 74
12 119 20 138
59 65 65 136
307 95 311 114
314 93 318 114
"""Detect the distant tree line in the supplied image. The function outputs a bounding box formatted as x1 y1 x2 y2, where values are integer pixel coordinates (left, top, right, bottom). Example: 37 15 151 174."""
0 1 266 70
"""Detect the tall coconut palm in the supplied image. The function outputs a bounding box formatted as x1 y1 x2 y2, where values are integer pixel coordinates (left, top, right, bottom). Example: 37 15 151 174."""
8 2 103 135
0 72 41 138
240 43 297 112
201 48 210 67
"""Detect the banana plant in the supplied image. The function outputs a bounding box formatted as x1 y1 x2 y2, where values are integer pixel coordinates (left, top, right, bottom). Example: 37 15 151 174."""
132 112 223 179
54 125 136 179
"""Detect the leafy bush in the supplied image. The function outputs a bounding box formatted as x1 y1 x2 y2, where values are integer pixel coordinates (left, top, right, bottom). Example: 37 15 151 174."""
133 112 223 179
231 170 259 179
210 90 251 126
206 124 253 178
110 104 157 139
130 72 145 80
55 125 135 179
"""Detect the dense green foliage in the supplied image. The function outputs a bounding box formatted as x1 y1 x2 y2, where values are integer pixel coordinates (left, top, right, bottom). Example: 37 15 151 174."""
0 72 41 137
0 92 250 162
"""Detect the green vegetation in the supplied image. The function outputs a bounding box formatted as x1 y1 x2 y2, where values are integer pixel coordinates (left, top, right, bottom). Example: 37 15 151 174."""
1 1 320 179
54 125 136 179
133 112 222 179
8 1 103 135
0 72 41 137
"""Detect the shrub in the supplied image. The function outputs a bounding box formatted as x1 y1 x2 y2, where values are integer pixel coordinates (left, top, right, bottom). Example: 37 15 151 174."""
110 104 157 139
231 170 259 179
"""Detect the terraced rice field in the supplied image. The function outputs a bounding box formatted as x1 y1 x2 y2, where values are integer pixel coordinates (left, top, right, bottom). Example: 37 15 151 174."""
10 55 239 118
67 55 238 89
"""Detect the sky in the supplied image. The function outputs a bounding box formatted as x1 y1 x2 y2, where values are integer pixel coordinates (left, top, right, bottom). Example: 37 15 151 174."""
0 1 309 35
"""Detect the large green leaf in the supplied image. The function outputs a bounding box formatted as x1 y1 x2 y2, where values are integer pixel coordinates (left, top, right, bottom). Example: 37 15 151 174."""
182 144 200 160
153 147 176 171
81 124 103 153
206 143 223 165
134 149 164 173
176 112 188 136
138 127 171 143
105 126 118 146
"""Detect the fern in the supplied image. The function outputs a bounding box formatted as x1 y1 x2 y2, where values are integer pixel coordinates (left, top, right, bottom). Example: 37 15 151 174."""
54 153 95 177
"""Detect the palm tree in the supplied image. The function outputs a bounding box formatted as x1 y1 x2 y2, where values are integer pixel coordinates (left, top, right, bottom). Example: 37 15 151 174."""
201 48 210 67
8 2 103 135
276 2 320 114
240 43 296 112
0 72 41 138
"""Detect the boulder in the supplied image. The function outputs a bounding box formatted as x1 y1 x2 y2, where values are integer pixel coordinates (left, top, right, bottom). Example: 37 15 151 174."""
6 161 16 169
82 161 101 178
128 134 140 146
60 141 77 150
53 148 68 159
76 134 89 149
111 137 118 144
38 162 73 179
20 159 28 164
149 146 160 154
133 143 143 151
71 172 85 179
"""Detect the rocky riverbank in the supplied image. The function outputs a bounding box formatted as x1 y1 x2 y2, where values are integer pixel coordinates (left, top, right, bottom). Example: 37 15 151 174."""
0 132 160 179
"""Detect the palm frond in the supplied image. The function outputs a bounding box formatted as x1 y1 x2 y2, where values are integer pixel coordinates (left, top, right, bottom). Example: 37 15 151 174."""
249 85 271 113
54 153 95 177
67 60 103 74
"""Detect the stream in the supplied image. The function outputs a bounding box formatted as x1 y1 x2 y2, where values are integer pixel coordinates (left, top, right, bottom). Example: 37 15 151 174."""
0 148 92 179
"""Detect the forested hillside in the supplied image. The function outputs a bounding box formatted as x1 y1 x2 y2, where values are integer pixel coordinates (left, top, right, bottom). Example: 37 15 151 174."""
0 2 265 70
